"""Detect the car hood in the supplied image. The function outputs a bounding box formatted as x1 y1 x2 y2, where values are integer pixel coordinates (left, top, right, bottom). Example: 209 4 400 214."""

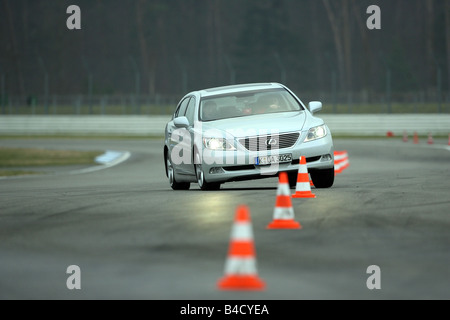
199 111 307 138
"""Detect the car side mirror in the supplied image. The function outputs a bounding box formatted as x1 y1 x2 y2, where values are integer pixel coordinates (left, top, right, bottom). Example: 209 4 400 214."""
173 116 190 128
308 101 322 114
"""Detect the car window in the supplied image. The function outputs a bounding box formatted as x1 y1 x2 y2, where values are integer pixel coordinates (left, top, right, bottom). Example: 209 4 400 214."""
200 89 302 121
200 100 220 121
174 97 190 118
173 102 181 119
184 97 196 125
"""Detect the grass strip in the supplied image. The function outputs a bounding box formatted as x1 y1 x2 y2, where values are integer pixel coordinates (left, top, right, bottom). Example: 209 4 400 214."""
0 170 42 177
0 147 104 177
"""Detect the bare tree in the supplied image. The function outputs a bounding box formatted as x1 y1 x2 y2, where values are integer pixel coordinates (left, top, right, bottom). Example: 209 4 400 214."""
206 0 224 84
351 0 374 94
136 0 156 95
342 0 352 91
322 0 350 91
311 1 324 89
425 0 435 90
3 0 25 95
445 0 450 92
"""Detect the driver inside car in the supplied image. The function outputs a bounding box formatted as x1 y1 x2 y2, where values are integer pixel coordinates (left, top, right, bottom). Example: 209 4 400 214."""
202 101 218 121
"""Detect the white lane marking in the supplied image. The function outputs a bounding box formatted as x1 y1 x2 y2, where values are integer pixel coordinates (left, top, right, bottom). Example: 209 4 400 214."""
95 151 124 164
69 150 131 174
432 145 450 152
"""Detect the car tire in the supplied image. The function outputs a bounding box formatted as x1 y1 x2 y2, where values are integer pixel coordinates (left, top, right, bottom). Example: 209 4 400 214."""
194 152 221 191
310 168 334 188
165 152 190 190
287 171 298 188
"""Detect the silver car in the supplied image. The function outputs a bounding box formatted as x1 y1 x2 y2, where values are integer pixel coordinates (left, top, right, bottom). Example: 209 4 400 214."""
164 82 334 190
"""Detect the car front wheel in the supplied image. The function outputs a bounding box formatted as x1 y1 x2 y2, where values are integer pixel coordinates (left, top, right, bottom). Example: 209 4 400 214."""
288 171 298 188
166 153 190 190
310 168 334 188
194 152 221 191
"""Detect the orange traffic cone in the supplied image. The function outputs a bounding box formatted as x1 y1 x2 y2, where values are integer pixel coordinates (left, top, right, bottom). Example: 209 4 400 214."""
334 150 349 175
292 156 316 198
427 133 434 144
267 172 302 229
402 131 408 142
217 205 265 290
309 174 314 188
413 132 419 144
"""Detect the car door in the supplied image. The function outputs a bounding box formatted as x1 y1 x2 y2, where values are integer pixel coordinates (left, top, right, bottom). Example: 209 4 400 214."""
182 96 197 176
167 96 191 175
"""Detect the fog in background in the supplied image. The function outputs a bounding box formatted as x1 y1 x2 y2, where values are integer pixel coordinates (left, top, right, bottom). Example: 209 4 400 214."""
1 0 449 113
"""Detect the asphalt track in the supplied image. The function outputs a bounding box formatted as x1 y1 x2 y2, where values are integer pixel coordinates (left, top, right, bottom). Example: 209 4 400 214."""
0 137 449 300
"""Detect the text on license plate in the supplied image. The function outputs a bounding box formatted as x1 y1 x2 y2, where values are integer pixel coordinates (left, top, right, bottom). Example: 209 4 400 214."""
255 154 292 165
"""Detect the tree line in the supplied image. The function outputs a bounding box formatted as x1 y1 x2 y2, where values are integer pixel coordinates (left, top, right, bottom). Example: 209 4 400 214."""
1 0 449 102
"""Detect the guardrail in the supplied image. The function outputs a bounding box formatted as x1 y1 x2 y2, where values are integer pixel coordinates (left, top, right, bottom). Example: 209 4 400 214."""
320 114 450 136
0 114 449 136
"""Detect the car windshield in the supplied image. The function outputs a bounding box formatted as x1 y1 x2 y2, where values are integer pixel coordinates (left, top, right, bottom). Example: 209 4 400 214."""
199 88 303 121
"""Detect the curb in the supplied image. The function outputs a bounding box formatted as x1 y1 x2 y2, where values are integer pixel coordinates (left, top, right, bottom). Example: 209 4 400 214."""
69 150 131 174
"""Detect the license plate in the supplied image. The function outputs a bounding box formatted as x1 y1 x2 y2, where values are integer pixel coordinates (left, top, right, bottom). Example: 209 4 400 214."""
255 153 292 165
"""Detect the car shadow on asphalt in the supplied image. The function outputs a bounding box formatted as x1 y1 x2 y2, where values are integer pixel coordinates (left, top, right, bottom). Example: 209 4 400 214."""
192 186 281 191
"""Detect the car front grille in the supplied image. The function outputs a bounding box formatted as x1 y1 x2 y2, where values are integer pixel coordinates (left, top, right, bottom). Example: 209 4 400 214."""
238 132 300 151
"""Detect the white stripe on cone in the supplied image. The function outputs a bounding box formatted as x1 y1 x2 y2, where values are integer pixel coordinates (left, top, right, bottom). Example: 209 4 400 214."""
276 181 290 195
230 223 253 241
334 152 348 161
274 178 295 220
335 158 349 172
273 207 295 220
295 179 311 192
224 257 258 276
334 151 349 174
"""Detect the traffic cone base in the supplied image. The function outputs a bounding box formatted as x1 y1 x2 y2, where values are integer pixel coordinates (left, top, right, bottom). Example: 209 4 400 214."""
292 191 316 198
217 275 265 290
267 219 301 229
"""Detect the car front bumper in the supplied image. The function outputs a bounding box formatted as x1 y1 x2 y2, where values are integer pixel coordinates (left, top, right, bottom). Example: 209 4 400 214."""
200 131 334 183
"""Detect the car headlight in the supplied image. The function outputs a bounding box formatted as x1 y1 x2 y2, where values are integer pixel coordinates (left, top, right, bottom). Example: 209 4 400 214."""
203 138 236 150
304 125 327 142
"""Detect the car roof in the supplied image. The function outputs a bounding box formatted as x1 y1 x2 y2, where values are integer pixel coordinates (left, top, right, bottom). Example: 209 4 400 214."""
196 82 285 98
